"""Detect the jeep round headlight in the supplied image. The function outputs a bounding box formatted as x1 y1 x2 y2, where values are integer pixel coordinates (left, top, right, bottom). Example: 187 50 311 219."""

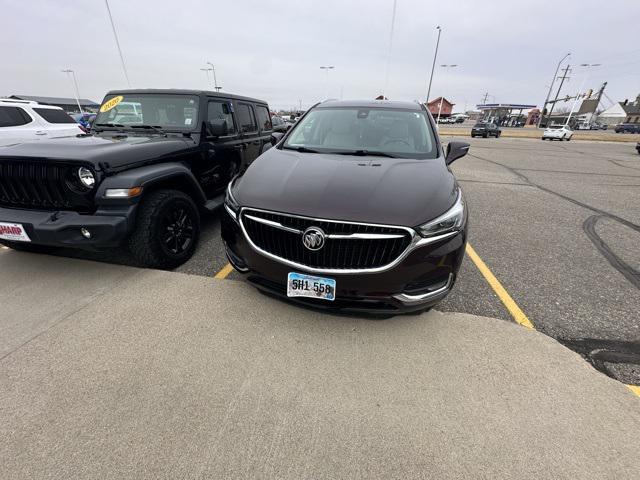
77 167 95 188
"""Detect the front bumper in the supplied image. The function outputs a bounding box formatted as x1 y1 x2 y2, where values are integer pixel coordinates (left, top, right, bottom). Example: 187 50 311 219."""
221 208 466 314
0 206 136 249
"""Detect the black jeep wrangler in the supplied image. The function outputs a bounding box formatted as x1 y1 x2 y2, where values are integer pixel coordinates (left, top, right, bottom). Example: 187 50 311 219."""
0 89 277 268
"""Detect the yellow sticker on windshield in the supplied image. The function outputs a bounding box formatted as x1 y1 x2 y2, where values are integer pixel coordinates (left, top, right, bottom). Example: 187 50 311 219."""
99 95 124 113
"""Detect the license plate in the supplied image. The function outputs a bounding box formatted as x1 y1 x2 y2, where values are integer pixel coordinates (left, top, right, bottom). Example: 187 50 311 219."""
0 222 31 242
287 272 336 301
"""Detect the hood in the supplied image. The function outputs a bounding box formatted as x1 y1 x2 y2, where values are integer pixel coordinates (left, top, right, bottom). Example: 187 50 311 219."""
235 148 458 227
0 133 196 169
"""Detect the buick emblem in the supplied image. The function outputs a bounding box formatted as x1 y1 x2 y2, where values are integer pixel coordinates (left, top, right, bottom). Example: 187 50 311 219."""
302 227 326 251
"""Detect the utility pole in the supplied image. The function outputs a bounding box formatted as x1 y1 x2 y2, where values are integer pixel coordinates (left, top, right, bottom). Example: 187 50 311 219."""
546 64 571 125
538 52 570 128
481 92 489 105
425 26 441 103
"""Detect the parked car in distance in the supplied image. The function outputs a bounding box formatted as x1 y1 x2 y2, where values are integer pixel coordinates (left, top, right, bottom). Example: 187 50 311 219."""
636 142 640 154
271 115 291 133
471 122 501 138
222 99 470 315
542 125 573 141
0 99 84 146
614 123 640 134
0 89 277 269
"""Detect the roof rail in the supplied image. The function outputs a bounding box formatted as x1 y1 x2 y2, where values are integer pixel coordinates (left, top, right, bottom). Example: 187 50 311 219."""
0 98 39 105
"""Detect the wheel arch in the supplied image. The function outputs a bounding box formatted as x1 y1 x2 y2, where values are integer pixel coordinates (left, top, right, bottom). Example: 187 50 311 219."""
95 163 207 207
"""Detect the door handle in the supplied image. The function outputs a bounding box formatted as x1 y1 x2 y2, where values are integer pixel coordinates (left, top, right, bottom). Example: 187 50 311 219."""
35 131 47 135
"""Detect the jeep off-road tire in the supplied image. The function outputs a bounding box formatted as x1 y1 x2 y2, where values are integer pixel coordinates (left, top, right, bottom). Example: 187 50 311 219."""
128 189 200 269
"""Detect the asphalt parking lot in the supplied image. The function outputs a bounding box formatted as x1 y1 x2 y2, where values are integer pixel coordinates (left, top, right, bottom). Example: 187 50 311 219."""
10 136 640 386
186 136 640 386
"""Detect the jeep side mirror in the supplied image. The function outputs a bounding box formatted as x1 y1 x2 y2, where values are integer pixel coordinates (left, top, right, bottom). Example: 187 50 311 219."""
207 119 228 137
271 132 284 146
445 141 470 165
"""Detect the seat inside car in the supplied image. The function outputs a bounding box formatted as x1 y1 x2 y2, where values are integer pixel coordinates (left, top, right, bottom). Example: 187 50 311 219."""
382 121 414 149
323 116 355 148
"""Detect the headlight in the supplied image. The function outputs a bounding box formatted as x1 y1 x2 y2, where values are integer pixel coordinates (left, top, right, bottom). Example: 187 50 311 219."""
224 181 240 220
416 189 465 238
77 167 95 188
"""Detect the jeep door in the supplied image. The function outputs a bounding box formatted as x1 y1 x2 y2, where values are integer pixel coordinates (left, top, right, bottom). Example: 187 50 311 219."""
200 97 243 197
233 101 261 165
254 103 274 154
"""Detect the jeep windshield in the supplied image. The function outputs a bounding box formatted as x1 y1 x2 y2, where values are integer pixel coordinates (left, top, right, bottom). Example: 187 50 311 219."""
94 94 199 132
282 107 438 159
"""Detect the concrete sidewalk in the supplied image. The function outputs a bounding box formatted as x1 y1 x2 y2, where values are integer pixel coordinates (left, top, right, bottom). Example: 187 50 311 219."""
0 251 638 479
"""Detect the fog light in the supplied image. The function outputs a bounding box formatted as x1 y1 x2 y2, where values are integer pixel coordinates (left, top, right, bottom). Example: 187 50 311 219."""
81 228 91 239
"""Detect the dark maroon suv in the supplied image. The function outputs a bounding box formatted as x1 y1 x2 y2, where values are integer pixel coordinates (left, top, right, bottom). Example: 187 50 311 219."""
222 99 469 314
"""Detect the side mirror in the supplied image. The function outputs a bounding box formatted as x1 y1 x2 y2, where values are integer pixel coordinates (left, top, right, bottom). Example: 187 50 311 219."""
445 141 470 165
271 132 284 146
206 119 228 137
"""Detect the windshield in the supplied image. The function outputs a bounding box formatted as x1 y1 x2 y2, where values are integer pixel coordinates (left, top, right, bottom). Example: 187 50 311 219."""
283 107 438 159
94 93 199 131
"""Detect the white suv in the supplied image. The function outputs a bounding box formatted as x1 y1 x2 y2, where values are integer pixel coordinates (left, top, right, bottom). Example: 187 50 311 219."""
542 124 573 141
0 99 84 146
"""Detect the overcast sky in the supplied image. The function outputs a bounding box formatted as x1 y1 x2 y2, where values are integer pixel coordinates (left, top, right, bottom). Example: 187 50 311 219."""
2 0 639 111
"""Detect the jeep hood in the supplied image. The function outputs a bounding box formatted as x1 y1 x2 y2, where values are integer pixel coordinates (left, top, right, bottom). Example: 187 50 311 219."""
0 134 196 169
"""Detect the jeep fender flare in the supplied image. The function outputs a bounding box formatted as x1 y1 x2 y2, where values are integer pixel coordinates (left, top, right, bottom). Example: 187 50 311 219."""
95 163 207 207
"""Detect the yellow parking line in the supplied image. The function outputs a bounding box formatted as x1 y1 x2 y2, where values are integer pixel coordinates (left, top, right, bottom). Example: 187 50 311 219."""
214 262 234 279
465 242 639 398
465 243 535 330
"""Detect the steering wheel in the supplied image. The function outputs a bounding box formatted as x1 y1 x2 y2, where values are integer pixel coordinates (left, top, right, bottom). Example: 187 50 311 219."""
382 138 412 148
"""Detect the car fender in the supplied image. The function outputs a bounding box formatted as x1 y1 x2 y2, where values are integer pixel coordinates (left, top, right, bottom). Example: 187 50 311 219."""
95 162 207 207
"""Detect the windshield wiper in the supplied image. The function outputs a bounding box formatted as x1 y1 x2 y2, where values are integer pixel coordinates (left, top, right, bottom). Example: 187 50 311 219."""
130 125 167 136
337 150 397 158
95 122 125 129
282 146 320 153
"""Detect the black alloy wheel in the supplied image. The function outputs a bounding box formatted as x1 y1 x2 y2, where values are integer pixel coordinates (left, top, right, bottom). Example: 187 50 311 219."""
128 189 200 269
161 205 195 256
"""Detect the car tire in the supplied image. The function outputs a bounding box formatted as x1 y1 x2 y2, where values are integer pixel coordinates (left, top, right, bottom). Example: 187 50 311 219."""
0 240 53 254
128 189 200 269
483 133 488 138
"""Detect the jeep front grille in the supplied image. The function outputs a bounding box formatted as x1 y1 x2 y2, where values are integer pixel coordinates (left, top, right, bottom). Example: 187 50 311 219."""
240 208 413 271
0 160 94 212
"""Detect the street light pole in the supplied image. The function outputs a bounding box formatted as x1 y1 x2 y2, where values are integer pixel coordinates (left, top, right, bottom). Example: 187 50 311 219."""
207 62 221 91
200 68 212 87
382 0 398 99
104 0 131 87
565 63 601 127
425 26 441 103
319 66 334 99
436 64 458 124
538 52 570 128
61 69 83 114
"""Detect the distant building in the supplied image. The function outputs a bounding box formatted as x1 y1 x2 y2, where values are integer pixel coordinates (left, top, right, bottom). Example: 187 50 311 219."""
597 95 640 125
476 103 537 126
426 97 454 117
526 108 541 126
8 95 100 113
